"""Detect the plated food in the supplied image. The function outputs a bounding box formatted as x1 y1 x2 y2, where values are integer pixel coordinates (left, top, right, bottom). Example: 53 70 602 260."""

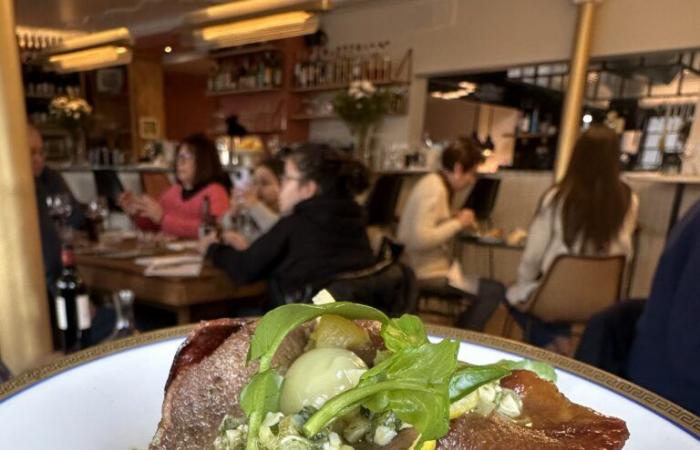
150 300 629 450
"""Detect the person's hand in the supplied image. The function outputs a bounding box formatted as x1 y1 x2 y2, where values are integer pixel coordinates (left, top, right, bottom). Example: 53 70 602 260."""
455 209 476 229
198 232 219 255
118 192 139 216
136 195 163 223
222 230 250 251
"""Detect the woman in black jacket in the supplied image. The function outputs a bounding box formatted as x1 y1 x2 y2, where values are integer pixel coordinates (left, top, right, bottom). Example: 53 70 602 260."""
200 143 376 303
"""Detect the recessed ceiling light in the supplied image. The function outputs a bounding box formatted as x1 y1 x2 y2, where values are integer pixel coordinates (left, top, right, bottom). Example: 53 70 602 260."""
164 46 172 53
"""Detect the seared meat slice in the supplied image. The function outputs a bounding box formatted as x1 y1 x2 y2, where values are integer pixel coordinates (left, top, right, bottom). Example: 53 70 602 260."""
150 319 308 450
437 370 629 450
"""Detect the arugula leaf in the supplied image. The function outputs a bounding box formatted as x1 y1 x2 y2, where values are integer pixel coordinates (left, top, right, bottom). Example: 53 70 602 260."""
448 363 512 401
303 339 459 447
495 359 557 382
380 314 428 353
362 338 457 385
239 369 283 450
247 302 389 371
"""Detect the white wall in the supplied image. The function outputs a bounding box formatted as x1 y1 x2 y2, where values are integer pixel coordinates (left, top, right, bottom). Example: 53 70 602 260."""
313 0 700 146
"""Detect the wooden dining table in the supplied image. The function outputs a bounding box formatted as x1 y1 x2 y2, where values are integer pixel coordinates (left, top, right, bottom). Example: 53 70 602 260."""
75 244 266 325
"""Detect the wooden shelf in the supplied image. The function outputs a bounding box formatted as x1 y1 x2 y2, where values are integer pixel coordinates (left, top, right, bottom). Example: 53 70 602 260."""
291 80 408 93
36 125 70 136
248 129 285 135
206 87 282 97
291 113 337 121
291 111 407 121
503 132 556 139
25 94 54 100
210 44 282 60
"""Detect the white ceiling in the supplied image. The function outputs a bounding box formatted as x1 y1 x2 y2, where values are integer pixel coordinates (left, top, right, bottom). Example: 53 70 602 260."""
13 0 225 35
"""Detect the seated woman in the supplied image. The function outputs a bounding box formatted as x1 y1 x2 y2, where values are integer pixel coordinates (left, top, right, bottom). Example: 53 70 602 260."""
221 156 283 242
200 143 376 304
119 134 230 239
506 124 639 352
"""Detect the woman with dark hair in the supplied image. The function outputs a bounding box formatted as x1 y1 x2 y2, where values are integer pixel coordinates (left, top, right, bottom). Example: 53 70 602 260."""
507 124 639 351
221 156 284 242
119 133 230 239
200 143 375 302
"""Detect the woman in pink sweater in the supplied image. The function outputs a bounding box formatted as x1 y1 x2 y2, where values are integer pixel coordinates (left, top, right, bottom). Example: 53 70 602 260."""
119 134 230 239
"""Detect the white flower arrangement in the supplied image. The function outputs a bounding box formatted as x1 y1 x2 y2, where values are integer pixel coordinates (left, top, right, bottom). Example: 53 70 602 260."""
347 80 377 99
49 95 92 127
332 80 390 131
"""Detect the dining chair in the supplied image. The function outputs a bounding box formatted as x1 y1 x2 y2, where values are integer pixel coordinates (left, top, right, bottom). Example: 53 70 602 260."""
365 174 404 228
503 254 626 349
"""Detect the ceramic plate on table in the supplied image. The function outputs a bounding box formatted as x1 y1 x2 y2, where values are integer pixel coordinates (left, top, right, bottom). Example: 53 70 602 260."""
1 325 698 450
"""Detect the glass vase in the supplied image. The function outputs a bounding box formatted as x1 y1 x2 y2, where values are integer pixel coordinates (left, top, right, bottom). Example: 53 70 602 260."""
354 125 374 167
72 128 87 165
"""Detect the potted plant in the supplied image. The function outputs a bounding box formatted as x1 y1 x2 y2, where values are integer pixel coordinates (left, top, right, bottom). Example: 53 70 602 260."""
332 80 391 165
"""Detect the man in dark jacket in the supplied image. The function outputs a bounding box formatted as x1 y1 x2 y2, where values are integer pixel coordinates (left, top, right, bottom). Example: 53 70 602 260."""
627 199 700 415
29 124 85 230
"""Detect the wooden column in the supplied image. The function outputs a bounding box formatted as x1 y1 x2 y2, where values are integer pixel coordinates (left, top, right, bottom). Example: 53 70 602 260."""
0 0 52 372
129 52 167 160
554 0 601 181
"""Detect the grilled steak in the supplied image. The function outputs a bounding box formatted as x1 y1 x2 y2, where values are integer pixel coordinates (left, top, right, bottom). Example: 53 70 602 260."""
151 321 629 450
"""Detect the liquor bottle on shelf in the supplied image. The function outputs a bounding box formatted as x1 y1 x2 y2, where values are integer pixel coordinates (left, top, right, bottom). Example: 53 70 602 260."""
272 53 283 87
55 244 92 353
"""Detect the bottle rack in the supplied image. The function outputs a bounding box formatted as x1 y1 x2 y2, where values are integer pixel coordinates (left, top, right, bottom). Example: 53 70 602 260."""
206 46 285 95
292 46 412 92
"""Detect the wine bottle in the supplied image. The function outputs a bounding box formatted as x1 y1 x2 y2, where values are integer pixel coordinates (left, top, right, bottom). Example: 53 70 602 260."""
55 245 91 353
199 195 220 239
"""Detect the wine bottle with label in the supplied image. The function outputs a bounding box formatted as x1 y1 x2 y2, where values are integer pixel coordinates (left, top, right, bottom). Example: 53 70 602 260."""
198 195 220 239
55 245 91 353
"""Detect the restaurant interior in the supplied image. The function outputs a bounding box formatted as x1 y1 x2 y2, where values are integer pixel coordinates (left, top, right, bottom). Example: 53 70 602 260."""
1 0 700 448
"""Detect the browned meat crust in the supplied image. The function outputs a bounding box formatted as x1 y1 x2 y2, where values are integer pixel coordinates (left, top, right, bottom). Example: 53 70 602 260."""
437 370 629 450
150 319 308 450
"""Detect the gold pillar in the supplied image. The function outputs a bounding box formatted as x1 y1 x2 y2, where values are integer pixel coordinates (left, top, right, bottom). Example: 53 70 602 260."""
0 0 52 372
554 0 601 181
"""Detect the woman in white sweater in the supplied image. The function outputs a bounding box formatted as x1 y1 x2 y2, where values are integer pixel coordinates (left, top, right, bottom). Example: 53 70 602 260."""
507 124 639 350
398 140 505 330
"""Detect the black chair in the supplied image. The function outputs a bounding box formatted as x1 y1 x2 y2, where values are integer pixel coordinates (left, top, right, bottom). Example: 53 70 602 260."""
268 238 416 316
365 174 404 227
93 169 124 212
464 177 501 221
326 260 418 317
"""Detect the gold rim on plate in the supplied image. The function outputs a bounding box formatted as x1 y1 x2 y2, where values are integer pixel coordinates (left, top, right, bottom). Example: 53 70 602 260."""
1 322 698 437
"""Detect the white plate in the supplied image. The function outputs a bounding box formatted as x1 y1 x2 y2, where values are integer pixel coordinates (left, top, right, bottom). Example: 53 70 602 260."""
0 326 698 450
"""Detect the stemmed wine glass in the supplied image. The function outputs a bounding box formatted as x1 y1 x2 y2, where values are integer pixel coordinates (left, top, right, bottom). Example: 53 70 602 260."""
86 197 109 242
46 193 73 239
